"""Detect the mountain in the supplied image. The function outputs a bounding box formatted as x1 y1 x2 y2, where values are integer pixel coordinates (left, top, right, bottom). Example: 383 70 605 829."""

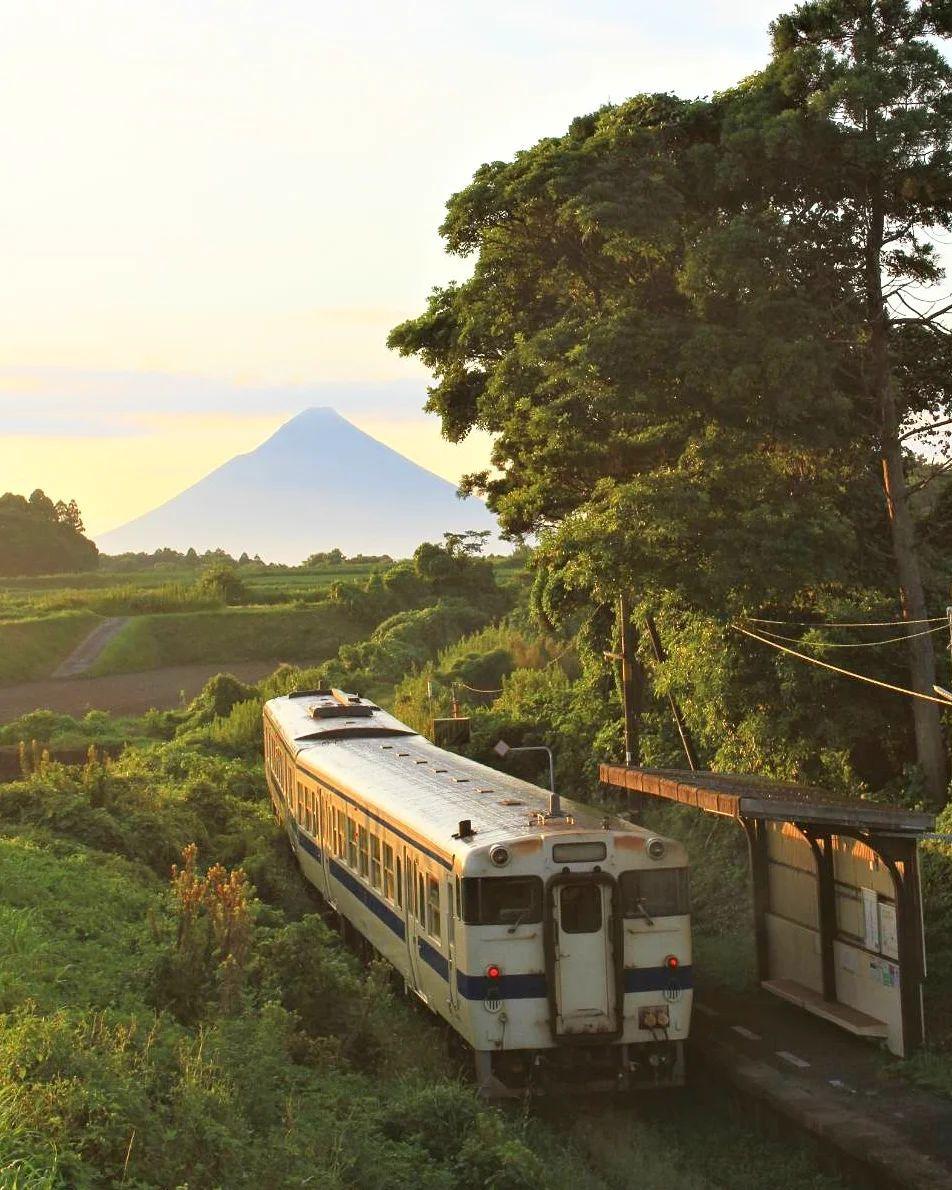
96 408 501 561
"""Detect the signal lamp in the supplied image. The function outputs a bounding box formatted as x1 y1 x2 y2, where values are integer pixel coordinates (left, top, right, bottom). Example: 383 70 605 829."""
665 954 679 971
486 964 501 981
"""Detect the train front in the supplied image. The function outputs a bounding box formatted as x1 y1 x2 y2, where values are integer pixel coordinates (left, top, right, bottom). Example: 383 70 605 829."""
455 820 691 1096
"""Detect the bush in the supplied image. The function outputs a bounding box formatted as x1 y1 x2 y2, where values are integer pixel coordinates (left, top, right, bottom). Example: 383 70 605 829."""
199 564 249 605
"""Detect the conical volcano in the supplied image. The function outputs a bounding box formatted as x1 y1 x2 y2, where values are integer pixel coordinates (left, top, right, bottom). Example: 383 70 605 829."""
96 408 499 561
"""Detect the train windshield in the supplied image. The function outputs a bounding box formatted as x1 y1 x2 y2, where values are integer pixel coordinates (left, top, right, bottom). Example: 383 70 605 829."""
619 868 689 918
460 876 543 925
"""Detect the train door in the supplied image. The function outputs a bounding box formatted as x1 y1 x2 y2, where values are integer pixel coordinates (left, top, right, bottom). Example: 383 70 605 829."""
315 787 331 900
548 876 620 1038
403 850 425 998
445 876 460 1014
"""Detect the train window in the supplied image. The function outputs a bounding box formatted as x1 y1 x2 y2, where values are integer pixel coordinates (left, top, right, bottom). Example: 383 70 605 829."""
552 841 606 863
334 809 345 858
427 875 442 939
559 884 602 934
619 868 689 919
417 873 425 924
358 827 370 879
396 857 403 908
383 843 395 900
455 876 462 920
346 817 358 868
370 836 382 889
459 877 543 926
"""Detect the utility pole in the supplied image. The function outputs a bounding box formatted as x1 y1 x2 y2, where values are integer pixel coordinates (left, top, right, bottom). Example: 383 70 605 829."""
617 594 642 767
643 614 699 773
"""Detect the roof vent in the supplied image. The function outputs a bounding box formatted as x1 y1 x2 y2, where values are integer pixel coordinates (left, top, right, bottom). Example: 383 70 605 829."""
453 819 476 840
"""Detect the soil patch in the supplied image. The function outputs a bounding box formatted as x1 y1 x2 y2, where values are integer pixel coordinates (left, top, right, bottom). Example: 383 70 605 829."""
0 660 303 724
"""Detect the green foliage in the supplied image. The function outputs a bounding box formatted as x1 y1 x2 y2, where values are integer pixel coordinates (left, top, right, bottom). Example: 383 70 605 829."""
0 611 100 685
180 672 259 727
0 491 98 577
198 563 250 605
316 598 497 697
86 603 363 676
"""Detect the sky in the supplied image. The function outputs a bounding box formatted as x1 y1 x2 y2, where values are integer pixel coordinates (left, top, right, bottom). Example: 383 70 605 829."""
0 0 792 536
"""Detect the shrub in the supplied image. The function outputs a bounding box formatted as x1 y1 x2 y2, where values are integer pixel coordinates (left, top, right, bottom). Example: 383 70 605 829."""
198 564 249 605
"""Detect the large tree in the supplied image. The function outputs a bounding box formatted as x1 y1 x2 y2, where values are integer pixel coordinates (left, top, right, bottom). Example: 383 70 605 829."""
738 0 952 803
390 95 871 603
390 4 952 805
0 490 99 576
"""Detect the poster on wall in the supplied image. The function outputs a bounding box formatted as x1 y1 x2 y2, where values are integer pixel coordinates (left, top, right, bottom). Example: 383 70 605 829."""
862 887 880 952
879 902 899 960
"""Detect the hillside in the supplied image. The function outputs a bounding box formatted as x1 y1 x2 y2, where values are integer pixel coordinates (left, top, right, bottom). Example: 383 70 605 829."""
96 408 500 561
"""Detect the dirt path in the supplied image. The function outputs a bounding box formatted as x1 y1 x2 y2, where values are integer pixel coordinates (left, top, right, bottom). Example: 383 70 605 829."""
0 660 293 723
51 616 130 678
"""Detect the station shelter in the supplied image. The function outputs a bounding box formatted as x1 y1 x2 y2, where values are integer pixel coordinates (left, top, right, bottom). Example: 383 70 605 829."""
600 765 935 1057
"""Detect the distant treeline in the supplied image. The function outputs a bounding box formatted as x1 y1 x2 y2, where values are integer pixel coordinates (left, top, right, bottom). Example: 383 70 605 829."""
0 490 98 577
100 546 396 573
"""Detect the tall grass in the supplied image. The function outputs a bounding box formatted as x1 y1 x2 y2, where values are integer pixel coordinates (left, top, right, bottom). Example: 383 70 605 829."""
87 603 364 676
0 611 100 685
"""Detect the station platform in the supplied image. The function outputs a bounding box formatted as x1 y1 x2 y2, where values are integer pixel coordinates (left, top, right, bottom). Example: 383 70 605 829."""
691 981 952 1189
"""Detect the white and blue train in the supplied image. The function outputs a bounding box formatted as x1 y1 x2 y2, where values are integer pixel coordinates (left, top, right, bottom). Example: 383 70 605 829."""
263 687 692 1095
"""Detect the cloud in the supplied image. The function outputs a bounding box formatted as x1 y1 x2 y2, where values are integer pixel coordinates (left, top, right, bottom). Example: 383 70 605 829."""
0 367 435 438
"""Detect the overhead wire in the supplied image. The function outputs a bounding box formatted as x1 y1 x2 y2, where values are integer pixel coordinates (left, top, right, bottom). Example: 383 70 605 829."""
747 615 945 628
748 623 948 649
732 623 952 707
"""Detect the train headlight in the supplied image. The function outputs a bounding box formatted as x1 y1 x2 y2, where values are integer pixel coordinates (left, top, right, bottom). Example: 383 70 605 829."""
646 838 665 861
489 845 510 867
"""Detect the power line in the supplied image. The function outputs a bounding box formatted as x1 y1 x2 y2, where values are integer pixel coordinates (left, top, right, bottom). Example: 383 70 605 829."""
454 680 504 695
751 624 948 649
748 615 945 628
732 624 952 707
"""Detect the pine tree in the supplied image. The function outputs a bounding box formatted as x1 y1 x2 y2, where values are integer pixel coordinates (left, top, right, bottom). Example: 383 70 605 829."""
747 0 952 803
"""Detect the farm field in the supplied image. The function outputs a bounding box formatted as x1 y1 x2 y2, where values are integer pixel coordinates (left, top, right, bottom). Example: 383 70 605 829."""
0 559 393 686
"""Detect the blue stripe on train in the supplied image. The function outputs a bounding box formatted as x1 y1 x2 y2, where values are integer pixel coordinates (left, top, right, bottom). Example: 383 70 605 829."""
418 937 449 980
624 965 693 994
296 827 322 863
329 858 407 941
456 971 548 1000
291 818 691 1002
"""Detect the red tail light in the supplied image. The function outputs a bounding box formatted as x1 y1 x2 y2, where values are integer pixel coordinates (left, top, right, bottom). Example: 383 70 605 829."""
486 964 501 980
665 954 679 971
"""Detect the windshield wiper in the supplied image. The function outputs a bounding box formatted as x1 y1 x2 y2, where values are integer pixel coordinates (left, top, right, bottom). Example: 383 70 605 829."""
630 898 654 927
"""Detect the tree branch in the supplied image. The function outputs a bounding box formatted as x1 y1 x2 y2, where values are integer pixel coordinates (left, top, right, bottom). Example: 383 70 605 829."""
899 417 952 443
905 458 952 496
892 299 952 324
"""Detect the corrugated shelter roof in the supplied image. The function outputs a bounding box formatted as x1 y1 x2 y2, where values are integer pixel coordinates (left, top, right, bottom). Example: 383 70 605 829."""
599 765 935 835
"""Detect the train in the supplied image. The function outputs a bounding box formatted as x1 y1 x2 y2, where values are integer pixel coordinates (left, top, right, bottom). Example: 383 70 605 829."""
263 686 692 1096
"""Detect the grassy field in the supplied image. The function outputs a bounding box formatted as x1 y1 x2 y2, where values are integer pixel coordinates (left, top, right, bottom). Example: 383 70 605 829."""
86 603 364 676
0 681 845 1189
0 611 101 685
0 563 383 619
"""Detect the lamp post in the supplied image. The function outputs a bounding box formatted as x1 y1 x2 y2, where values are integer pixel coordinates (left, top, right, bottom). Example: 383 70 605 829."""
493 739 562 817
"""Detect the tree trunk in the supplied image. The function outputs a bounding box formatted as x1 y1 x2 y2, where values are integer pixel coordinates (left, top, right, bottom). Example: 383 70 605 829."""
866 181 948 806
880 406 948 807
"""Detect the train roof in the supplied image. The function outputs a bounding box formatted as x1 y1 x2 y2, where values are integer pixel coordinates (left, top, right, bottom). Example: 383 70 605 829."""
263 690 663 861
